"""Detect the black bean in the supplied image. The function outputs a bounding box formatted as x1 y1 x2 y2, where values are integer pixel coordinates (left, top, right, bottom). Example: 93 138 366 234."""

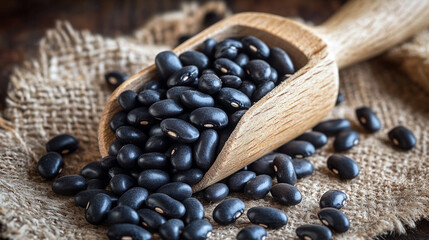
166 86 195 101
252 81 275 102
215 46 238 59
108 167 128 179
110 174 136 195
107 205 140 226
237 225 267 240
355 106 381 132
228 170 256 192
234 53 249 68
273 154 297 185
270 183 302 206
167 65 199 87
229 109 247 127
198 74 222 94
46 134 79 155
37 152 64 179
155 51 183 80
388 126 416 150
291 158 314 179
160 118 200 143
169 144 193 170
116 126 147 145
149 123 164 137
149 99 184 119
172 168 203 185
144 135 170 153
137 89 163 106
213 198 245 225
107 224 151 240
137 208 166 231
247 207 288 229
203 183 229 202
320 190 347 209
245 59 271 84
110 111 128 131
242 36 270 58
216 128 232 155
179 51 210 71
318 208 350 233
180 90 215 109
336 91 344 106
141 80 163 91
182 219 213 240
214 58 244 77
216 87 251 111
190 107 229 129
118 90 138 111
101 156 118 169
75 189 115 208
201 38 217 58
108 139 123 156
80 161 106 180
278 140 316 158
116 144 142 170
333 129 359 152
138 169 170 191
296 224 332 240
268 47 294 76
126 107 154 127
248 153 281 176
118 187 148 210
295 131 328 149
244 174 272 199
86 178 107 189
105 71 128 89
85 193 112 225
182 197 205 225
52 175 86 195
138 152 168 170
239 81 256 98
159 219 184 240
313 119 351 137
202 69 216 75
269 67 278 83
216 39 243 51
157 182 192 201
327 154 359 180
145 193 186 218
220 75 242 89
194 129 219 171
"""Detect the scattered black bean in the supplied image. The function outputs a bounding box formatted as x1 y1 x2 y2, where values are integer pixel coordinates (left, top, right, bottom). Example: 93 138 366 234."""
214 58 244 77
201 38 217 58
145 193 186 218
318 207 350 233
273 154 297 185
138 169 170 191
234 53 249 68
141 80 163 91
216 39 243 51
166 86 195 101
169 144 193 170
137 208 166 231
183 197 205 225
252 81 275 102
327 154 359 180
355 106 381 132
245 59 271 84
75 189 115 208
167 65 199 87
296 224 332 240
194 129 219 171
247 207 288 229
109 174 136 195
46 134 79 155
278 140 316 158
182 219 213 240
37 152 64 179
149 99 184 119
138 152 168 170
52 175 86 195
172 168 203 185
215 45 238 59
118 187 148 210
155 51 183 80
179 51 210 71
105 71 128 89
248 153 281 176
244 174 272 199
270 183 302 206
118 90 138 111
180 90 215 109
213 198 245 225
86 178 107 190
107 223 151 240
239 80 256 98
320 190 347 209
236 225 267 240
144 135 170 153
156 182 192 201
295 131 328 149
388 126 416 150
216 87 251 111
203 183 229 202
137 89 163 106
100 156 118 169
229 109 247 127
116 126 147 145
242 36 270 59
127 107 154 127
291 158 314 179
160 118 200 143
227 170 256 192
110 111 128 131
190 107 228 130
268 47 294 76
159 219 184 240
107 205 140 227
116 144 142 170
108 139 123 156
107 167 127 180
313 119 351 137
80 161 106 180
85 193 112 225
333 129 359 152
198 74 222 94
269 67 278 83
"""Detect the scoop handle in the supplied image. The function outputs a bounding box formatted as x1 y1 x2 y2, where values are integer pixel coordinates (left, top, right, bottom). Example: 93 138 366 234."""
316 0 429 69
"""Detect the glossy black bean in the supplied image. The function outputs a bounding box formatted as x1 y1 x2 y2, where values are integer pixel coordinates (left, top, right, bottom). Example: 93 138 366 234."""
245 59 271 84
273 154 297 185
101 156 118 169
52 175 86 195
242 36 269 58
252 81 275 102
160 118 200 143
268 47 294 76
141 80 163 91
110 174 136 195
155 51 183 80
167 65 199 87
201 69 215 75
157 182 192 201
213 198 245 225
80 161 106 180
137 89 163 106
169 144 193 170
216 87 251 111
159 219 184 240
318 208 350 233
180 90 215 109
198 73 222 94
248 153 282 176
214 58 244 77
107 205 140 226
313 119 351 136
37 152 64 179
270 183 302 206
108 167 128 180
355 106 381 132
216 39 243 51
138 169 170 191
291 158 314 179
144 135 170 153
145 193 186 218
296 224 332 240
138 152 168 170
108 139 123 156
229 109 247 127
220 75 242 89
215 46 238 59
116 144 142 170
86 178 107 189
239 81 256 98
75 189 115 208
320 190 347 209
85 193 112 225
107 223 151 240
234 53 249 68
118 187 148 210
216 128 232 155
183 197 205 224
46 134 79 155
269 67 278 83
182 219 213 240
149 99 184 119
126 107 154 127
333 129 360 152
237 225 267 240
327 154 359 180
137 208 166 231
247 207 288 229
179 51 210 71
172 168 203 185
189 107 229 130
166 86 195 101
110 111 128 131
194 129 219 171
116 126 147 145
244 174 272 199
278 140 316 158
228 170 256 192
336 91 344 106
295 131 328 149
118 90 138 111
388 126 416 150
149 124 164 137
105 71 128 89
203 183 229 202
201 38 217 58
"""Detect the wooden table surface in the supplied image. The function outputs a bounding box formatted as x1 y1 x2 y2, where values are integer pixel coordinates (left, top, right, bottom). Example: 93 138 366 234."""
1 0 428 239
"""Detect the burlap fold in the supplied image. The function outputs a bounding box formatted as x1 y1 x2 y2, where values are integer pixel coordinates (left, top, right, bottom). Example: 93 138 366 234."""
1 3 428 239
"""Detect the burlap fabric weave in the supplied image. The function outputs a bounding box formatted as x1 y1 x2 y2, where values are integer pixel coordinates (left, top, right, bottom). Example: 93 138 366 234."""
1 3 428 239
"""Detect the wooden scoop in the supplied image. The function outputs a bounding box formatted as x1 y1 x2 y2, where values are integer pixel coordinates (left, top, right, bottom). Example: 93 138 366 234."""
98 0 429 192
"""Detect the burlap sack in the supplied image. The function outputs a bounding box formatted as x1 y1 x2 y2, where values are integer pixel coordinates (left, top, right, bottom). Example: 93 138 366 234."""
1 3 428 239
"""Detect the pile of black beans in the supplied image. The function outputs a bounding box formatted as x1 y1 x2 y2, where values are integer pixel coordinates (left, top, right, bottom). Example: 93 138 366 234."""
35 35 418 240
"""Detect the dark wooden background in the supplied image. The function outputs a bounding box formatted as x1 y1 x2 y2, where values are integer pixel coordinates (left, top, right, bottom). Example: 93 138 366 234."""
0 0 428 239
